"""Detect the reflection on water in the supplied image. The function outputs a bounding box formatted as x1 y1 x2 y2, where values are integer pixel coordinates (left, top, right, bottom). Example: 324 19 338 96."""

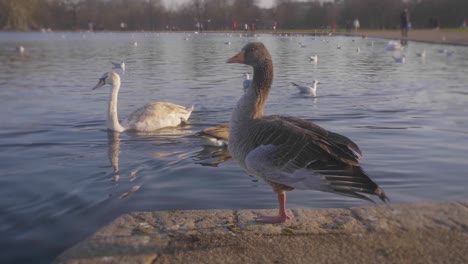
0 32 467 263
107 131 120 180
193 146 232 167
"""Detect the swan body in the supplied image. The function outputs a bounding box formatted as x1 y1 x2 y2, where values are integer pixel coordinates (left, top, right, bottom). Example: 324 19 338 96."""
227 42 387 223
196 123 229 147
93 72 193 132
291 80 319 96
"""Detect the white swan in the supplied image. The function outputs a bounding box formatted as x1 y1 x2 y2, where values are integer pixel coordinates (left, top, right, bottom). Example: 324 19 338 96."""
227 43 387 223
93 72 193 132
291 80 319 96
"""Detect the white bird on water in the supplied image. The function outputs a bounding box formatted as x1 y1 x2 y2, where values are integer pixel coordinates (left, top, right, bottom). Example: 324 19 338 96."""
392 54 406 63
416 49 426 58
16 46 25 55
110 61 125 72
243 72 252 92
291 80 320 96
385 40 403 51
93 72 193 132
309 55 318 62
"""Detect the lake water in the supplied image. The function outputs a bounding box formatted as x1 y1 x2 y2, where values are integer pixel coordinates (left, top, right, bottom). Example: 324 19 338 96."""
0 32 467 263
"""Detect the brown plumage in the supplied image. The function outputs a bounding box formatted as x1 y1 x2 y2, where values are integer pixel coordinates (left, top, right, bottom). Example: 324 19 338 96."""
227 42 388 223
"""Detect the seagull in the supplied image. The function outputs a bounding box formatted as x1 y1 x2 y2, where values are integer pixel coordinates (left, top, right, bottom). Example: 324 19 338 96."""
243 72 252 92
291 80 320 96
416 49 426 58
356 47 361 53
133 42 138 47
298 42 307 48
110 61 126 72
309 55 318 62
16 46 25 55
225 41 231 45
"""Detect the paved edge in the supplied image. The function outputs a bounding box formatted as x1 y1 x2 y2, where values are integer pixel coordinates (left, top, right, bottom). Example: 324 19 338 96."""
55 201 468 264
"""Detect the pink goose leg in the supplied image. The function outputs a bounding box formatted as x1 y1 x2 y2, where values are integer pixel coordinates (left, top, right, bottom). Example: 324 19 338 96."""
255 192 292 223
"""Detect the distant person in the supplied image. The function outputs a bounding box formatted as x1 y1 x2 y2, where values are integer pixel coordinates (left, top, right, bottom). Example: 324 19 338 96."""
244 23 248 32
353 18 360 32
232 21 237 31
273 21 277 31
400 8 410 38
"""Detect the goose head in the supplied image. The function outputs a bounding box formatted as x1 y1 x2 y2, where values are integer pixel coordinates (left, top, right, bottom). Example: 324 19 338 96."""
227 42 272 67
93 72 120 90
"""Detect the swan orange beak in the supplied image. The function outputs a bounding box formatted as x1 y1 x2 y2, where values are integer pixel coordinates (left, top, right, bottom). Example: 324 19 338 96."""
92 78 106 90
227 50 245 64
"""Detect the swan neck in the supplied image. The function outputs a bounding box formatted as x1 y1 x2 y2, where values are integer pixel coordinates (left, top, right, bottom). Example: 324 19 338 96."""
107 81 125 132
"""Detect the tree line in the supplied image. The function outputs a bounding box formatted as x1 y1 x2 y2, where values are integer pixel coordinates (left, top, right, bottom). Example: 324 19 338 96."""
0 0 466 31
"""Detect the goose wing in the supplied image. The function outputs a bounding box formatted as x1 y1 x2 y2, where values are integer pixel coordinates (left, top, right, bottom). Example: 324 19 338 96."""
244 115 387 202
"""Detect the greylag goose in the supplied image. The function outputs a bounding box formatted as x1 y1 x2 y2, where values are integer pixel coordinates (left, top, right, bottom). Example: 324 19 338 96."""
93 72 193 132
227 42 388 223
195 122 229 147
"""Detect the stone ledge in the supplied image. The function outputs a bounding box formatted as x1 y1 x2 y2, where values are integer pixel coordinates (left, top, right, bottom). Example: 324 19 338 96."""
55 201 468 264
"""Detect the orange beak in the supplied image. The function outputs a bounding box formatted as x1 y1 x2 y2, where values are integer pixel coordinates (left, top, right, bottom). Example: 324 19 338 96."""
227 50 245 64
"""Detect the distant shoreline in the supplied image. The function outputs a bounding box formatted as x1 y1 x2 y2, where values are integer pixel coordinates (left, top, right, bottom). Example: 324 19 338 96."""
2 29 467 46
